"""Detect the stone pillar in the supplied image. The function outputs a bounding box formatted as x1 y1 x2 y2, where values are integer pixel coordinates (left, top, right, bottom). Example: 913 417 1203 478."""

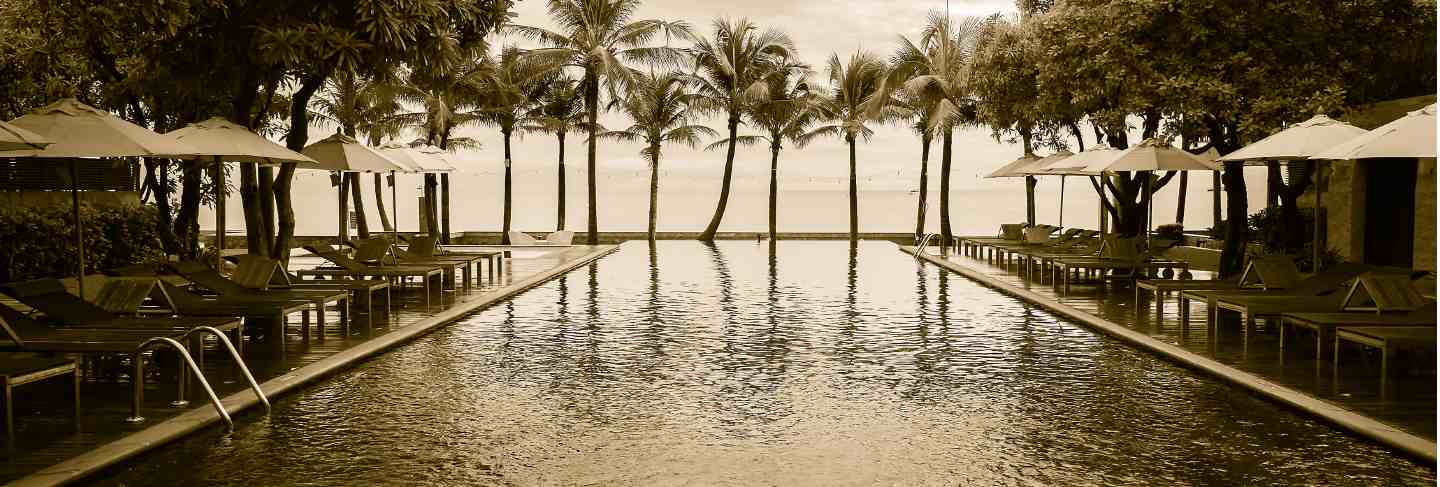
1414 158 1436 272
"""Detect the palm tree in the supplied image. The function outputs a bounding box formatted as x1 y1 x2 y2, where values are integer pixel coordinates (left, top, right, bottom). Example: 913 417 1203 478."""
719 57 816 240
687 18 796 242
893 91 936 242
797 51 893 243
474 46 551 244
877 12 984 247
394 59 489 238
311 70 407 240
511 0 690 245
522 75 584 231
598 71 716 241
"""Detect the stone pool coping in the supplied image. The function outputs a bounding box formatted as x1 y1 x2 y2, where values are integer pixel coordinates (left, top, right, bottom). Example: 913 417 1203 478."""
11 245 621 487
900 245 1437 464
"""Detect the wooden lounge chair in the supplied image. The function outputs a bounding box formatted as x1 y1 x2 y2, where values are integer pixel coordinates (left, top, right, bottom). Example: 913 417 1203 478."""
349 238 473 291
1334 325 1437 390
1279 302 1436 360
1176 263 1384 330
163 260 350 334
401 235 505 282
298 245 444 307
0 354 79 444
1136 255 1301 322
1049 237 1189 293
0 279 241 336
1209 272 1432 342
228 255 389 330
0 308 236 426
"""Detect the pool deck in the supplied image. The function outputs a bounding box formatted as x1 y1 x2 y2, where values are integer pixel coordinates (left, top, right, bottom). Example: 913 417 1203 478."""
4 245 619 487
900 245 1436 464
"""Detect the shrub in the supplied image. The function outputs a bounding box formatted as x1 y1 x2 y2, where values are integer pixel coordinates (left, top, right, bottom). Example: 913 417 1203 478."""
1154 223 1184 241
0 203 164 282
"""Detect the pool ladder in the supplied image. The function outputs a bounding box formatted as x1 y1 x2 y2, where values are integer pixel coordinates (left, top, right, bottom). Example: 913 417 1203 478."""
914 232 940 258
127 327 270 430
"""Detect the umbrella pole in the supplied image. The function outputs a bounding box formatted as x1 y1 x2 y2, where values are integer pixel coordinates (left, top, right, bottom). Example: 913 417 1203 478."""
391 171 398 242
212 157 225 270
1058 175 1066 227
1145 173 1153 248
71 160 85 299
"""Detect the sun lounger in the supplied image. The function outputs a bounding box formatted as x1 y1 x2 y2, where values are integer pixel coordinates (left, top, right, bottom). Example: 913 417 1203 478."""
298 245 444 307
1136 255 1302 322
1048 237 1189 293
1279 303 1436 360
163 261 349 336
400 235 505 283
349 238 473 291
0 354 79 444
1176 262 1379 328
1334 326 1437 390
228 255 389 329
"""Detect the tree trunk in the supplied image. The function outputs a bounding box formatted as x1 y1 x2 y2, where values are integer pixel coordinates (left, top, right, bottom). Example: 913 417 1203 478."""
847 134 858 242
557 132 566 231
939 127 953 247
648 146 660 242
441 173 451 244
768 139 780 241
700 114 741 241
238 163 267 256
145 158 179 254
584 72 600 245
1279 161 1313 256
336 172 350 243
275 71 327 262
374 173 392 232
424 174 439 236
1221 160 1249 276
350 173 369 239
1025 176 1038 226
1175 171 1188 226
915 134 931 242
1266 161 1283 209
174 161 202 259
258 166 276 252
501 129 513 245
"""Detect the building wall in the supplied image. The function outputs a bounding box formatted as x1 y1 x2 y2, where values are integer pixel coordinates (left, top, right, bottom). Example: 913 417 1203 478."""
1414 158 1436 272
1323 161 1366 262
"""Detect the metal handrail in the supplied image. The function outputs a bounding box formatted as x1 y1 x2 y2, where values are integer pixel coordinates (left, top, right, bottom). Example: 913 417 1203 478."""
181 326 269 413
129 337 233 430
914 232 939 258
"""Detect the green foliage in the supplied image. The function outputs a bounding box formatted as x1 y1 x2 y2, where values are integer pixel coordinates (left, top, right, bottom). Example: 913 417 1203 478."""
1154 224 1184 241
0 204 164 282
1246 206 1337 271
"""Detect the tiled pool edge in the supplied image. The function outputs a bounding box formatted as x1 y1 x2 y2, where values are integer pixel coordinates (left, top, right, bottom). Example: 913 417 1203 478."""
10 245 621 487
900 245 1437 465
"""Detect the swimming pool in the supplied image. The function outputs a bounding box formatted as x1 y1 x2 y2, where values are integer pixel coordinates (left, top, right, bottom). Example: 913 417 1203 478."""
93 241 1430 485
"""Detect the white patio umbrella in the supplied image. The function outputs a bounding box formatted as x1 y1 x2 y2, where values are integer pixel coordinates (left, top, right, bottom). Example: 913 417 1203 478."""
303 133 411 242
1217 114 1368 269
1043 146 1116 228
0 119 52 151
379 142 455 239
1086 138 1220 244
1313 104 1436 160
0 98 197 297
985 153 1045 225
167 117 318 269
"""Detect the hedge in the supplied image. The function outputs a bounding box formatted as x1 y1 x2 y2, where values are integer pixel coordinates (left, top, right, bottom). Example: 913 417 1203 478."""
0 203 165 282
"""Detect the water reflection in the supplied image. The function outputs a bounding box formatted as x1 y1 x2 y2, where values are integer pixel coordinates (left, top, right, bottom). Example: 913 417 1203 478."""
94 241 1433 486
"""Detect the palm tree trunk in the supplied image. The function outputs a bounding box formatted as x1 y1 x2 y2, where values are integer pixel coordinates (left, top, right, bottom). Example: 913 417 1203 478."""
848 134 858 242
557 132 566 231
768 140 780 241
374 173 392 232
349 172 369 239
915 134 931 241
238 163 267 256
939 128 953 247
501 130 513 245
700 114 741 241
648 147 660 242
441 173 451 244
585 72 600 245
336 172 350 243
258 166 276 252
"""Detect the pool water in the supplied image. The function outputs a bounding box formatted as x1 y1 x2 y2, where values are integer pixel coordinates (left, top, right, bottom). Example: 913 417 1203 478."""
94 241 1431 485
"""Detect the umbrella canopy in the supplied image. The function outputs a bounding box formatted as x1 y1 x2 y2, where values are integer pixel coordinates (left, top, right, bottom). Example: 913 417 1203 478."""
1043 145 1118 175
0 119 53 151
302 133 409 172
1312 104 1437 160
380 142 455 173
0 98 195 158
166 117 317 165
1028 150 1074 175
984 154 1045 178
1217 114 1368 163
1086 138 1219 173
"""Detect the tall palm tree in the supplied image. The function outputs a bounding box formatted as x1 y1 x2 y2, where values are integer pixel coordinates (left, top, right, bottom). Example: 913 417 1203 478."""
598 71 716 241
877 12 983 247
522 74 584 231
474 46 551 244
511 0 690 245
893 91 936 242
311 70 407 240
394 59 489 238
797 51 894 243
719 57 816 240
687 18 796 242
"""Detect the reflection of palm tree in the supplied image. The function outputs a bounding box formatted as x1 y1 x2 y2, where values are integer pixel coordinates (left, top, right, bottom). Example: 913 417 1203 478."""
798 52 896 242
512 0 691 245
522 76 584 231
689 18 797 242
598 72 716 241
